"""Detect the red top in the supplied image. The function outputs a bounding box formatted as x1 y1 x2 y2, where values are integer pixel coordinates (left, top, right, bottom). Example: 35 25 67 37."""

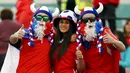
83 27 120 73
125 36 130 46
0 20 21 54
53 42 84 73
93 0 119 8
16 38 51 73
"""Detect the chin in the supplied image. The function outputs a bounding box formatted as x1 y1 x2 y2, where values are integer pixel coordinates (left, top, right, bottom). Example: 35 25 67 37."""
60 29 68 33
34 25 45 39
84 25 97 41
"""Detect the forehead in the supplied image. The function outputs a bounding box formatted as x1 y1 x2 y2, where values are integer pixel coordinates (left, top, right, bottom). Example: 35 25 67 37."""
60 18 70 21
36 13 48 16
127 21 130 24
82 13 95 19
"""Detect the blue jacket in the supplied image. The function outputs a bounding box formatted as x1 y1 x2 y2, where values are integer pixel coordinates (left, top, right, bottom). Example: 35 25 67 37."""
120 46 130 68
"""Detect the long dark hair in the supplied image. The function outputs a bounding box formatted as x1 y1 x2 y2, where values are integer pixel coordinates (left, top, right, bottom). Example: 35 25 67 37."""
124 19 130 36
50 19 76 64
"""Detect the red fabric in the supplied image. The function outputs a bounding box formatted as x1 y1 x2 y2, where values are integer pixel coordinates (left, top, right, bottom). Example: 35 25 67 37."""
16 38 51 73
77 21 86 36
104 27 120 73
53 42 84 73
44 22 53 35
83 27 120 73
93 0 119 8
15 0 34 28
125 36 130 46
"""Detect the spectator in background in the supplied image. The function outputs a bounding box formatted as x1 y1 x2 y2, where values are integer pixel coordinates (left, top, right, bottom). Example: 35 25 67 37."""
114 31 127 73
119 19 130 73
58 0 76 12
57 0 62 12
15 0 34 28
93 0 119 33
0 8 21 71
59 0 92 12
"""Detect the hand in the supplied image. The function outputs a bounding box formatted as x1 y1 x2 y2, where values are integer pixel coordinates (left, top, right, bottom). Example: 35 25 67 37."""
76 49 83 59
103 31 115 44
13 24 25 39
71 34 76 42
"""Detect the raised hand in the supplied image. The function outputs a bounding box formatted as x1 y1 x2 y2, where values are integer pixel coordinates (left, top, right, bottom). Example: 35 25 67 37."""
103 30 115 44
76 49 83 59
13 24 25 39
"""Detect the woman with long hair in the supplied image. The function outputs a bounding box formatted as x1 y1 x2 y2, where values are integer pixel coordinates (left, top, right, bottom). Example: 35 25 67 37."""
50 10 85 73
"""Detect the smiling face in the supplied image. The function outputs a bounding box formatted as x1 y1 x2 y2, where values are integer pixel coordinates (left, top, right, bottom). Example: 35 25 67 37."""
124 20 130 36
59 18 70 33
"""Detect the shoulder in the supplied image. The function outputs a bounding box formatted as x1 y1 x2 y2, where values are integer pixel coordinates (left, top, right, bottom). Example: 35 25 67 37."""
69 41 77 47
67 41 77 52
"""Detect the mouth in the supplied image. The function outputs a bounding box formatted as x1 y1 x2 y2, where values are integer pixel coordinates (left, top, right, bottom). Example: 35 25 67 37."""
39 24 43 26
88 25 93 28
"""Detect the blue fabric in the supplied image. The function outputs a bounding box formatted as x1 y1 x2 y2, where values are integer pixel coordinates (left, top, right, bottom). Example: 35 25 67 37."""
95 21 103 34
82 40 91 49
120 46 130 68
23 28 29 39
79 8 99 20
31 18 38 32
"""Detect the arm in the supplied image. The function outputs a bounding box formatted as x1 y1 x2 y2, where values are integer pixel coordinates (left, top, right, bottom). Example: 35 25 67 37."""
103 28 126 51
9 34 19 44
76 49 85 72
9 25 25 44
112 39 126 51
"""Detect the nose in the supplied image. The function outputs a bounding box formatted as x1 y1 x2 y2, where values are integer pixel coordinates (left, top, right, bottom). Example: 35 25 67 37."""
61 22 66 26
87 20 91 23
40 18 44 22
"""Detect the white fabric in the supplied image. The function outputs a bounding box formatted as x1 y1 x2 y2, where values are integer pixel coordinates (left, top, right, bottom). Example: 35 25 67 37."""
0 44 20 73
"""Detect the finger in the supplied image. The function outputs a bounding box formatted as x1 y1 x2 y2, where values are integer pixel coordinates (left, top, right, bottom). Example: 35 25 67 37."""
103 38 109 43
103 33 109 38
104 29 108 34
20 24 24 29
18 35 24 39
18 24 24 32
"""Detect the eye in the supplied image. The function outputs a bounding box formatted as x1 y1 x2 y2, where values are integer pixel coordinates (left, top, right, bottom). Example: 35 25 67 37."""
35 15 42 21
89 18 96 22
82 17 96 23
43 16 49 22
81 19 88 23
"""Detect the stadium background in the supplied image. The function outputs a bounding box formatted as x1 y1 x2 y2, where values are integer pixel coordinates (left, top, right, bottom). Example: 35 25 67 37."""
0 0 130 31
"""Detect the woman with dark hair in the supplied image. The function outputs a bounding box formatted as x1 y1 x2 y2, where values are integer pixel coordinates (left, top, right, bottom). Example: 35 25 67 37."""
119 19 130 73
50 10 85 73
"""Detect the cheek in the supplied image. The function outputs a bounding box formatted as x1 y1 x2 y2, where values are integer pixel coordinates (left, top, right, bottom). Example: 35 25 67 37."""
125 26 130 31
66 24 70 29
